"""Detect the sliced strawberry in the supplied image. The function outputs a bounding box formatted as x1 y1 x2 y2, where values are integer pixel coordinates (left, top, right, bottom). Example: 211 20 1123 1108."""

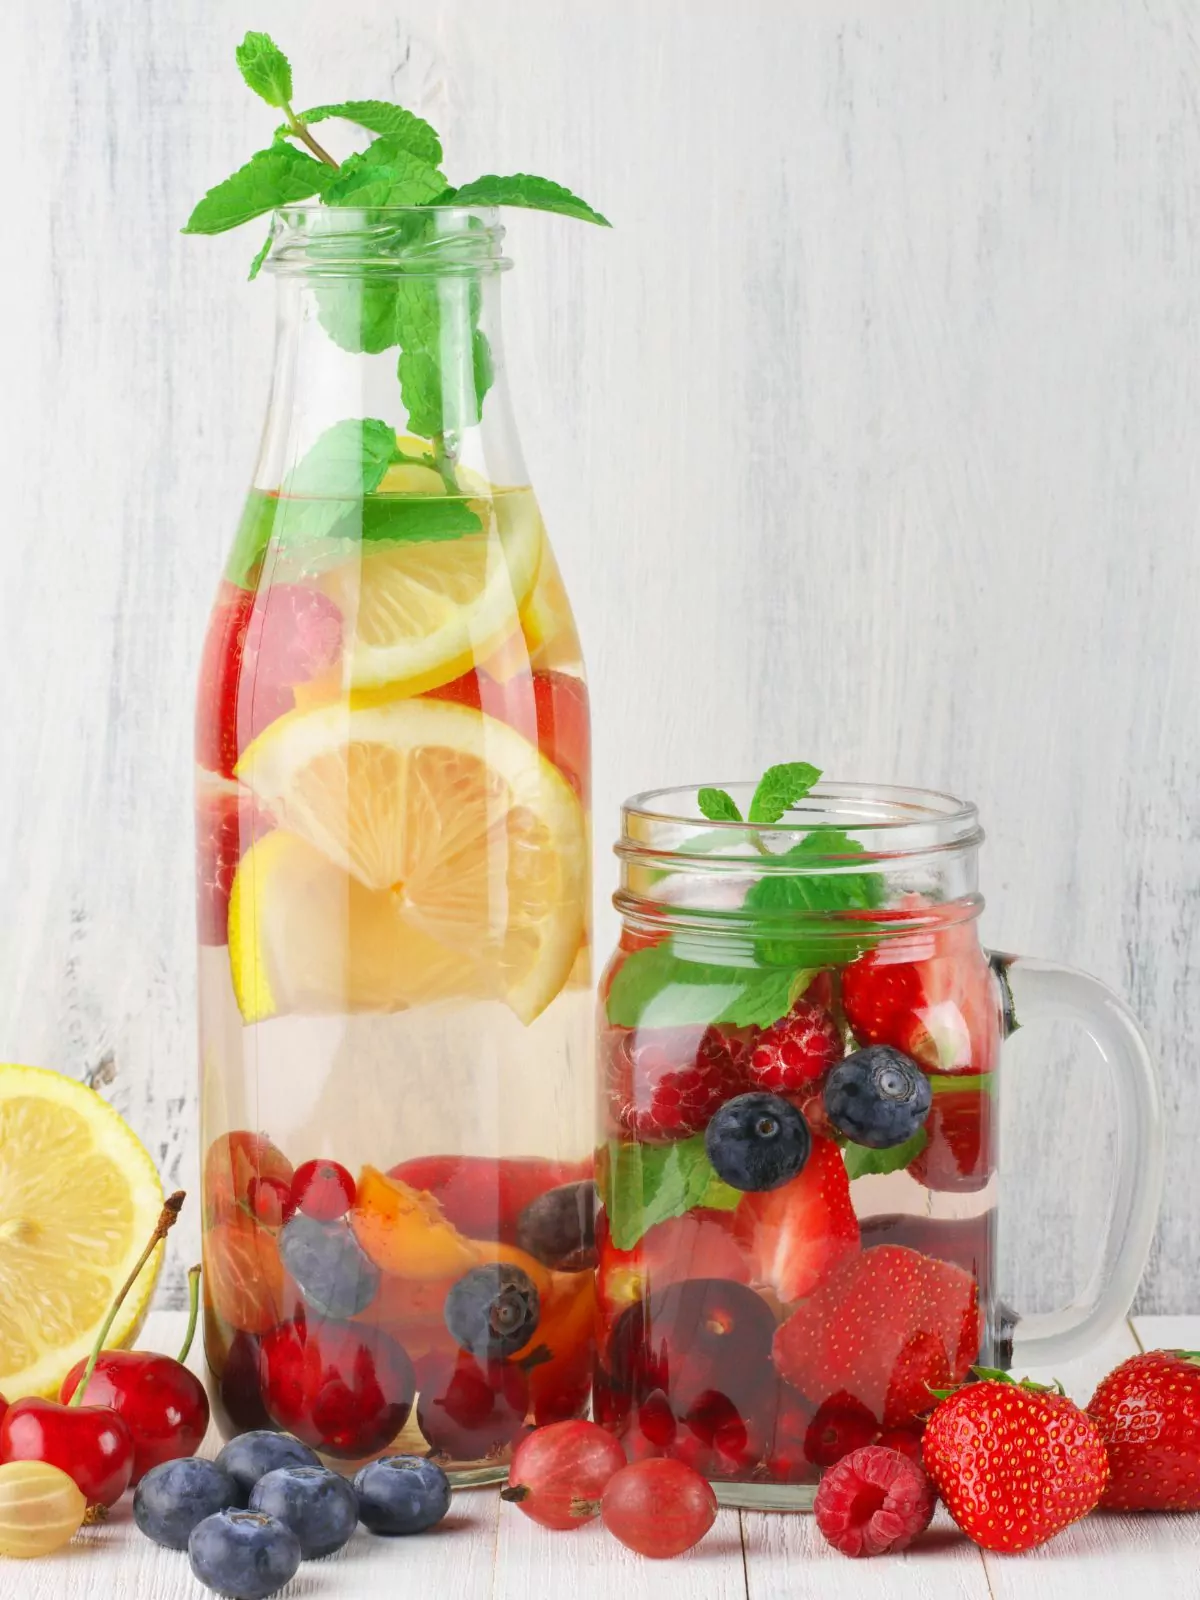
385 1154 593 1245
425 667 588 799
842 914 998 1076
772 1244 982 1428
734 1137 860 1305
908 1087 992 1192
196 788 273 945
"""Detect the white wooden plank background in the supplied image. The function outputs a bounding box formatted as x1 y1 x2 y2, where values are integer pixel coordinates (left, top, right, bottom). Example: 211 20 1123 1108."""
4 1308 1198 1600
0 0 1198 1314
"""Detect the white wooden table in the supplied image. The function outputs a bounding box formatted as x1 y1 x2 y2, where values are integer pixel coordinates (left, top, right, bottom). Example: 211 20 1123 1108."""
7 1312 1199 1600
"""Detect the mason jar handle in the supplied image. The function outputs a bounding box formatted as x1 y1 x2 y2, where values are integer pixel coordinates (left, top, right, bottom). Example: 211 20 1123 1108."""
996 955 1164 1370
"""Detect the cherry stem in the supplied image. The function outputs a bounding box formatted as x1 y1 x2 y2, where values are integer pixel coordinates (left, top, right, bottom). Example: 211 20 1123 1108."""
67 1191 185 1408
177 1264 202 1365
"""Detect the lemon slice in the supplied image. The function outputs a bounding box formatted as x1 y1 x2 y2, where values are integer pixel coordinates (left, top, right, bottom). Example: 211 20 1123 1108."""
520 544 581 671
231 697 587 1024
320 486 544 693
0 1065 165 1398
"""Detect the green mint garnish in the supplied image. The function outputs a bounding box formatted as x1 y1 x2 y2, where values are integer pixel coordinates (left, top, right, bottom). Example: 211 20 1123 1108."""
606 943 815 1031
323 139 448 208
698 762 823 830
697 787 743 823
443 174 610 227
276 102 443 166
182 145 335 236
286 418 398 498
235 31 294 108
602 1137 740 1251
746 828 887 969
842 1128 928 1180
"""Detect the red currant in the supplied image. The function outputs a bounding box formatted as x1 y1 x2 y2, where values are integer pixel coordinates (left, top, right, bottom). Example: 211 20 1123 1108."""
501 1420 626 1530
601 1457 717 1558
291 1158 357 1222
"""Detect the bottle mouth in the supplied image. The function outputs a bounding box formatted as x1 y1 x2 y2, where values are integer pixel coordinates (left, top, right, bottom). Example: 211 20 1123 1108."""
266 204 511 278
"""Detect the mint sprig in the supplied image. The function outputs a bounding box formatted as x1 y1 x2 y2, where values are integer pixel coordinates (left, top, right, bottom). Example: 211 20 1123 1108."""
182 145 335 235
606 943 816 1030
277 101 443 166
235 32 294 108
698 762 823 828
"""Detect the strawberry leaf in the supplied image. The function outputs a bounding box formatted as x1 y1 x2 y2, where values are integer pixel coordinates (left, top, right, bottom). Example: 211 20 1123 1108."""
842 1128 928 1179
748 762 822 825
698 787 743 823
602 1137 740 1251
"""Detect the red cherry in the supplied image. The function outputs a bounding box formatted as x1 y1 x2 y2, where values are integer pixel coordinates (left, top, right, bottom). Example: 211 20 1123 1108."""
291 1159 357 1222
502 1420 626 1529
260 1317 415 1459
0 1396 134 1507
246 1175 296 1229
415 1350 529 1463
59 1350 209 1484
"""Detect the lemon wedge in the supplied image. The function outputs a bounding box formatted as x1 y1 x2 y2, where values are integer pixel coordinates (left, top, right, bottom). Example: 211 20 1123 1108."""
231 697 587 1024
0 1065 164 1398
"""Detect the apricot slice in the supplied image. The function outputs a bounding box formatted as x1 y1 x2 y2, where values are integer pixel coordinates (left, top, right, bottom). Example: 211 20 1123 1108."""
350 1166 483 1282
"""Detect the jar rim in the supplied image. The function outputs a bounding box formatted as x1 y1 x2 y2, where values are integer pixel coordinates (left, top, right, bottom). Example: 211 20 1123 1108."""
264 204 510 277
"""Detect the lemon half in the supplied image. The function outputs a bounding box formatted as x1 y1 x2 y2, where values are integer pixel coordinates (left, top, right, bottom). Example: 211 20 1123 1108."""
0 1065 164 1398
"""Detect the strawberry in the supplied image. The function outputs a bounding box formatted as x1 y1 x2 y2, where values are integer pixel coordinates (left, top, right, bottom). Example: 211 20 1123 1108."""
908 1086 992 1192
604 1025 747 1142
923 1374 1109 1552
772 1245 981 1427
842 913 998 1076
195 788 273 945
746 999 842 1095
426 668 589 798
1087 1349 1200 1510
734 1137 860 1305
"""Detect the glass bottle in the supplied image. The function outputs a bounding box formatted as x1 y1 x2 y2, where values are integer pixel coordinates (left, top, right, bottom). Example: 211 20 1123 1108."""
195 205 593 1482
594 781 1161 1509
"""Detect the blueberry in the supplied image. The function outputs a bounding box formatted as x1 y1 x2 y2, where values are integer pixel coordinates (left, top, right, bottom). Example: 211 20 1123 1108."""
704 1091 811 1191
444 1263 540 1359
249 1465 358 1559
515 1181 597 1270
279 1213 380 1320
215 1430 321 1500
353 1454 452 1536
824 1045 932 1148
188 1508 301 1600
134 1457 244 1551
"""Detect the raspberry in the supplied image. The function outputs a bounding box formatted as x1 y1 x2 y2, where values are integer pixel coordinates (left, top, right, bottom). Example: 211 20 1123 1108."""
813 1444 936 1558
605 1027 747 1141
747 1000 841 1094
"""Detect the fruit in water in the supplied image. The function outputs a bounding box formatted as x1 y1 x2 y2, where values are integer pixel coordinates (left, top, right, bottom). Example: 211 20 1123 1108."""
668 1396 768 1480
205 1131 294 1227
260 1318 416 1459
0 1062 165 1398
762 1388 821 1485
246 1176 295 1229
444 1262 541 1360
290 1157 356 1221
596 1207 750 1324
704 1091 811 1192
858 1211 990 1279
204 1212 286 1335
609 1278 776 1430
813 1444 936 1558
415 1350 530 1461
502 1419 626 1529
923 1375 1109 1552
353 1454 452 1536
773 1245 981 1428
249 1464 360 1559
526 1272 596 1426
600 1457 717 1558
230 698 586 1025
211 1329 271 1433
0 1459 87 1558
189 1508 302 1600
515 1182 596 1270
0 1395 135 1508
605 1025 747 1142
908 1086 992 1192
134 1456 244 1550
842 917 997 1075
279 1214 381 1320
823 1047 932 1149
214 1430 320 1500
804 1391 880 1466
431 668 590 801
60 1348 211 1483
1087 1348 1200 1510
747 999 842 1094
385 1154 592 1245
734 1136 860 1304
196 788 273 946
350 1165 483 1281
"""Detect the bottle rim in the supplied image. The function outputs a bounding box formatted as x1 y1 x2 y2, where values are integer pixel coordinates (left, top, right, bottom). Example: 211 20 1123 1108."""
265 204 511 278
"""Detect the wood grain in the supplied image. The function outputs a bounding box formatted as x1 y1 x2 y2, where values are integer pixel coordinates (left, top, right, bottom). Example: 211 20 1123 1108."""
0 0 1197 1315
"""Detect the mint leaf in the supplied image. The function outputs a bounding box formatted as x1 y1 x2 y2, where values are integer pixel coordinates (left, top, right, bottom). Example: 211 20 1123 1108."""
698 787 742 823
324 139 448 207
282 101 443 166
286 419 396 498
746 829 887 968
225 491 279 587
444 173 610 226
354 496 482 543
228 487 482 577
235 32 293 108
748 762 822 825
843 1128 928 1179
603 1137 740 1251
395 277 492 439
606 942 811 1030
183 145 334 235
248 227 273 280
